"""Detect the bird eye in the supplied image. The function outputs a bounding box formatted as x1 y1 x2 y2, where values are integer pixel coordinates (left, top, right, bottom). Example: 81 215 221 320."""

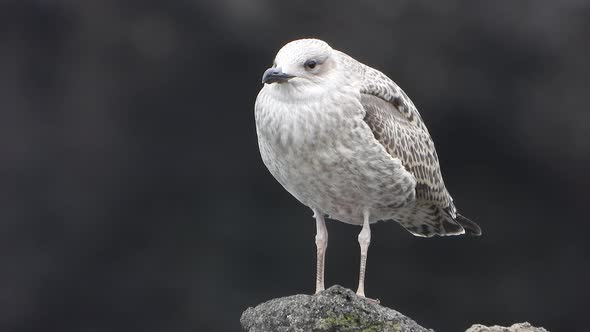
304 59 317 70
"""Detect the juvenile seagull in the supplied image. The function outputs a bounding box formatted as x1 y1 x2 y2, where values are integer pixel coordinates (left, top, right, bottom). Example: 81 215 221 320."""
255 39 481 298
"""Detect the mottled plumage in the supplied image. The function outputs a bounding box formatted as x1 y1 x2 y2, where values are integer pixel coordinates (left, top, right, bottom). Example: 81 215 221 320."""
255 39 481 297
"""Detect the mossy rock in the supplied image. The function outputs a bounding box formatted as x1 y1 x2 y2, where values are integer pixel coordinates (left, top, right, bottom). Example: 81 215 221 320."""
316 313 402 332
241 285 432 332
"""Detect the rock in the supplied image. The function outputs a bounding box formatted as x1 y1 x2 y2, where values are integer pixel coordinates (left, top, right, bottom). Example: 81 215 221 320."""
465 322 549 332
240 285 433 332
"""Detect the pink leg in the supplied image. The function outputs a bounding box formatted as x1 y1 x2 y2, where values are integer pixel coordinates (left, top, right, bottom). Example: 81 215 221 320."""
313 210 328 294
356 209 371 297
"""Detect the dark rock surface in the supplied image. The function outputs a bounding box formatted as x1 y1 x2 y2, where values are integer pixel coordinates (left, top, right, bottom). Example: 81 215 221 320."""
240 285 433 332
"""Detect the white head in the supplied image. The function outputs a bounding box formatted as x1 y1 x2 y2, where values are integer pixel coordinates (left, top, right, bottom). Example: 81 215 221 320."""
261 39 338 89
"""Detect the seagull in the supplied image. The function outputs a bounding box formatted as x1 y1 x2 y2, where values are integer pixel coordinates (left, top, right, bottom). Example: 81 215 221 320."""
254 39 481 298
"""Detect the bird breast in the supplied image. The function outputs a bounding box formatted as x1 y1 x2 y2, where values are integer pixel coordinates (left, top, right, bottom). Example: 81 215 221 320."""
255 86 416 224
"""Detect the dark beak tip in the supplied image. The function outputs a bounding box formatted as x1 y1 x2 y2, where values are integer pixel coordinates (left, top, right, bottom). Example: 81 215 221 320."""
261 68 274 84
261 67 294 84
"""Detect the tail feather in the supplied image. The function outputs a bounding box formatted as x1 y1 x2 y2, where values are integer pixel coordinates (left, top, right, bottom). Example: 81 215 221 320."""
395 204 482 237
455 213 482 236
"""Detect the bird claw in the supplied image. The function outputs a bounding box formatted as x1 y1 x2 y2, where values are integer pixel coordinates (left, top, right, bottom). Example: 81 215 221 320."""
358 295 380 304
367 297 380 304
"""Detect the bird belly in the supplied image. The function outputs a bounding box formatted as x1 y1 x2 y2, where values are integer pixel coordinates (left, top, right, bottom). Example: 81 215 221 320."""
276 148 415 225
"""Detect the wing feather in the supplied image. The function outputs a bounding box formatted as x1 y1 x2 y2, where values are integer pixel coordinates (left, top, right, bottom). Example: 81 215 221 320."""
335 50 481 236
348 58 454 210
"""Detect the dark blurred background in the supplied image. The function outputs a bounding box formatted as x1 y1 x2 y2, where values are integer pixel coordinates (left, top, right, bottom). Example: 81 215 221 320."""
1 0 589 331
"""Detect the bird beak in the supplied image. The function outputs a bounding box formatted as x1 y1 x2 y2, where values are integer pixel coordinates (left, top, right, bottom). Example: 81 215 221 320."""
261 67 295 84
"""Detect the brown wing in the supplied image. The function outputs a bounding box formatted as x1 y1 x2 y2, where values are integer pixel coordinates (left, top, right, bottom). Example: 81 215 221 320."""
360 91 454 210
336 51 481 236
339 52 456 208
361 91 483 236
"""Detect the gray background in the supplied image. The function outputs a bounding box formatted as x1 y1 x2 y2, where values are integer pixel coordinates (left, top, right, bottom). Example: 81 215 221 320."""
1 0 588 331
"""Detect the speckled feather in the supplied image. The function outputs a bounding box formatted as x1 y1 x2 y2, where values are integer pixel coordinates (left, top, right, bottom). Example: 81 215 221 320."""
347 54 480 236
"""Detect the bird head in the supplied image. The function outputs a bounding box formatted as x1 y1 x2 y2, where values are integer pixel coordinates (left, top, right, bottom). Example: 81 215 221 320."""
261 39 337 88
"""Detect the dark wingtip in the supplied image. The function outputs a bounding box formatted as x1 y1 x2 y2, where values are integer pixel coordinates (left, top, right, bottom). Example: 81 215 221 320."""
456 214 482 236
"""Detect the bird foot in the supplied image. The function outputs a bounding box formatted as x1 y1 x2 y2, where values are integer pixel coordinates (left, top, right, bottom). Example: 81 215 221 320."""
367 297 380 304
357 293 380 304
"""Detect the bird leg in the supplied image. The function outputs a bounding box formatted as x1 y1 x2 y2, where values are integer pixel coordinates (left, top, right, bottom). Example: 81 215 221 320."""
356 209 371 298
313 210 328 294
